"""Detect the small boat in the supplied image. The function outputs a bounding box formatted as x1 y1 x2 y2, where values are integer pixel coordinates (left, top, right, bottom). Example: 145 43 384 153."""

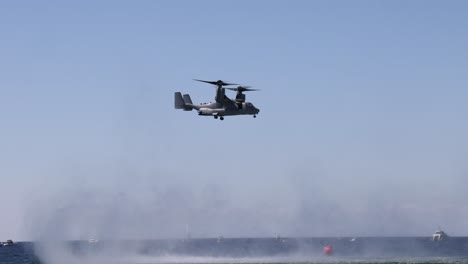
88 239 99 244
1 240 14 246
432 230 448 241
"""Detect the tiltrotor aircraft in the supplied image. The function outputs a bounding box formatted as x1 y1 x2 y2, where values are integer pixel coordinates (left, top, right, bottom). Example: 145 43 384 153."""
175 79 260 120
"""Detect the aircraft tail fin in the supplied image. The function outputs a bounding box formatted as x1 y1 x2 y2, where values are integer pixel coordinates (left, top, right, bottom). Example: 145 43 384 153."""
175 92 193 111
183 94 193 105
175 92 185 109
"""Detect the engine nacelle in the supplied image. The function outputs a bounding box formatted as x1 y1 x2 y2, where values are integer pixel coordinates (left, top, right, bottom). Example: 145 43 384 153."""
235 93 246 102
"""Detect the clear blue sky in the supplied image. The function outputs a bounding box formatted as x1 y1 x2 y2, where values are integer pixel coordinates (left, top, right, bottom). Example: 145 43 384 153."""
1 1 468 240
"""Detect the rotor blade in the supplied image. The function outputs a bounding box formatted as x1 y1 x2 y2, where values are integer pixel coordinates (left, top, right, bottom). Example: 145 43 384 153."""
233 86 252 89
243 88 260 91
193 79 238 86
220 81 239 86
226 87 260 92
193 79 218 85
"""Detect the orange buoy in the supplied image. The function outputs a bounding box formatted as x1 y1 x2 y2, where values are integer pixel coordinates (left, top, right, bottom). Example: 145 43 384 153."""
323 245 333 255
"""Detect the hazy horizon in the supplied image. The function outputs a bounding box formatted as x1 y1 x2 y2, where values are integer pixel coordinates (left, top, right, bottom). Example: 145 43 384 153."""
1 1 468 241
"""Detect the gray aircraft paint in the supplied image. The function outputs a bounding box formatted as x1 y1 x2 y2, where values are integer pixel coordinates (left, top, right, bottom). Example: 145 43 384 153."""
174 88 260 119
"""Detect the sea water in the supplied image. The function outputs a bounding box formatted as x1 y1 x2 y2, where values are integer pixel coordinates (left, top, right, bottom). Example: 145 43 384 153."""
2 238 468 264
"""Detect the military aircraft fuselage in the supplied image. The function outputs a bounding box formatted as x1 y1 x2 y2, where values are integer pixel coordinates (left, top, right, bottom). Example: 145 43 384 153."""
195 101 259 116
175 79 260 120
